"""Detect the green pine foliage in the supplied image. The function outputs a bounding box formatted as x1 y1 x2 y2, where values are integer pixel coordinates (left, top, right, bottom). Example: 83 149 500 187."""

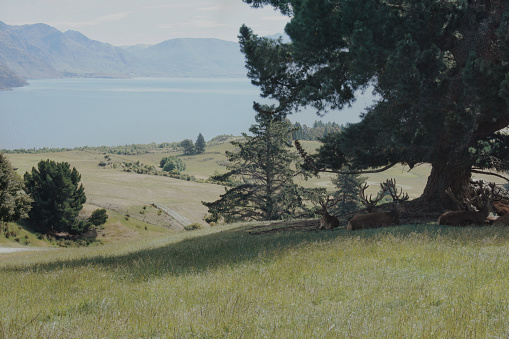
195 133 206 154
330 171 367 216
88 209 108 226
239 1 509 209
291 121 343 141
0 153 32 222
203 104 313 223
23 160 89 234
180 139 195 155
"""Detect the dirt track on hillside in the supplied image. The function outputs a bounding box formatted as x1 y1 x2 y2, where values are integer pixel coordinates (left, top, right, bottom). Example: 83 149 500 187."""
0 247 46 253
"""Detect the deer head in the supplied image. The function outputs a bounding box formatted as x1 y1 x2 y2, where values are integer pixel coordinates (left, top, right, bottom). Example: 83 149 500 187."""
315 194 341 230
381 178 409 205
315 194 340 216
359 182 387 212
348 178 409 231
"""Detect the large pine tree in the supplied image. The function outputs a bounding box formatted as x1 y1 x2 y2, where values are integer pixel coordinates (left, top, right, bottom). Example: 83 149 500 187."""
24 160 87 233
203 104 310 223
239 0 509 210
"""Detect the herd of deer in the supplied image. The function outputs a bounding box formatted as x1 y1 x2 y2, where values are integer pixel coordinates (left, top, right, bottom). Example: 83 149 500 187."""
315 178 509 231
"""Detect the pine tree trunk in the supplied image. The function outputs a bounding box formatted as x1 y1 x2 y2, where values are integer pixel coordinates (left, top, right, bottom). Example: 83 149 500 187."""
416 144 472 211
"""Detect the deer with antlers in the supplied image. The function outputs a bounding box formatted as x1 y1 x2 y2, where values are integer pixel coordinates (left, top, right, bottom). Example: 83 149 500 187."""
347 179 409 231
438 181 499 226
315 194 340 230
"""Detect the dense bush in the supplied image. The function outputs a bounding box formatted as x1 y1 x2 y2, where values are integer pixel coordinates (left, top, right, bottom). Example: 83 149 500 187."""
88 209 108 226
160 156 186 172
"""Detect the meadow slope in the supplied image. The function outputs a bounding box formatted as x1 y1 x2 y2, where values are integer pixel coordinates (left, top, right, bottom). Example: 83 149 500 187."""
2 141 509 337
1 223 509 337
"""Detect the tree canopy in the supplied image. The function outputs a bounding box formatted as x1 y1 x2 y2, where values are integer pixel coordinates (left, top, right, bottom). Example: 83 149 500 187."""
24 160 88 234
0 153 32 222
180 139 195 155
195 133 206 154
240 0 509 209
203 105 312 223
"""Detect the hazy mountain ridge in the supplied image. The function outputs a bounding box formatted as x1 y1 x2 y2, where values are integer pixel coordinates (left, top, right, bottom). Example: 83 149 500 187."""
0 21 248 89
128 38 246 77
0 63 28 90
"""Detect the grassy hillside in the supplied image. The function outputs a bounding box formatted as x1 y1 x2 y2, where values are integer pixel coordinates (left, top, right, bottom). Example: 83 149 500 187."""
3 140 509 336
1 223 509 337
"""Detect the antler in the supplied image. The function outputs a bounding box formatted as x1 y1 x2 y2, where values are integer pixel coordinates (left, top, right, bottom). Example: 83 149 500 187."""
319 194 341 209
359 182 387 212
381 178 409 203
473 180 501 204
486 182 503 202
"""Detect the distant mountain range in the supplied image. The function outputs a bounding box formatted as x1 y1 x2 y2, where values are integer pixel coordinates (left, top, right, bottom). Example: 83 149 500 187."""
0 21 249 90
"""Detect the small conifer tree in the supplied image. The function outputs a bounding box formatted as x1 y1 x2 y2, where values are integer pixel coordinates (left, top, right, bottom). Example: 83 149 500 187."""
195 133 206 154
330 170 367 216
203 104 311 223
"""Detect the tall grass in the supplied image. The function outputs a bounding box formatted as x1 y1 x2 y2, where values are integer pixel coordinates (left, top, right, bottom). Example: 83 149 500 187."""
1 223 509 338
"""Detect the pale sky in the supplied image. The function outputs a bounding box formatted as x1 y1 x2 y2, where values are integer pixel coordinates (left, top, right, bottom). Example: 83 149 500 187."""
0 0 289 46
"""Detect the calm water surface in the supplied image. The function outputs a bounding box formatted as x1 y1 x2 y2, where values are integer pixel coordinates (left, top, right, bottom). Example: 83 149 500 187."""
0 77 365 149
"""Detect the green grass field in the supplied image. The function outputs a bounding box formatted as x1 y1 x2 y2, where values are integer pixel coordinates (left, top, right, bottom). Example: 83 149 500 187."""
1 223 509 337
2 140 509 337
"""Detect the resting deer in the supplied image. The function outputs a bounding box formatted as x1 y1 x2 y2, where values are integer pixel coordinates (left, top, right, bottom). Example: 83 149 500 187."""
493 214 509 226
315 195 340 230
348 179 409 231
438 182 498 226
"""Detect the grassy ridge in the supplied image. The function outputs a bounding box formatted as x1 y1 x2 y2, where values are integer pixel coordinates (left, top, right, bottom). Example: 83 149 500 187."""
1 223 509 337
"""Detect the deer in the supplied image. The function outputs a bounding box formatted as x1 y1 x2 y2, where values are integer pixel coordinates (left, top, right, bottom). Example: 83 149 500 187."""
315 194 340 230
437 181 498 226
493 214 509 226
347 178 409 231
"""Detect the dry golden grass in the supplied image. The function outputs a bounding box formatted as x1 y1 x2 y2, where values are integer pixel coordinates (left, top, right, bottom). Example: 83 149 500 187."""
7 150 225 225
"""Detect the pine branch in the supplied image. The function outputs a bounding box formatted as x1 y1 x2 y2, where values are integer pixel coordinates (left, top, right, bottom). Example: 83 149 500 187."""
294 140 398 175
471 169 509 182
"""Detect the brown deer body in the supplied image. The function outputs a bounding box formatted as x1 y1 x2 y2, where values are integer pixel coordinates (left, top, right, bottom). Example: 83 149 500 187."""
348 204 405 230
493 214 509 226
315 195 340 230
348 179 409 231
316 209 340 230
437 182 497 226
437 205 491 226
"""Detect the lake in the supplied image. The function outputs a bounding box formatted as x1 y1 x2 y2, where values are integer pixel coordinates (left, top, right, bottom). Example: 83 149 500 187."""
0 77 369 150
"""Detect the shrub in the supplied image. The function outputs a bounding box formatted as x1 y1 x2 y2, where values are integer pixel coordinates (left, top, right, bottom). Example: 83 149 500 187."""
69 219 94 235
160 156 186 172
184 223 203 231
88 209 108 226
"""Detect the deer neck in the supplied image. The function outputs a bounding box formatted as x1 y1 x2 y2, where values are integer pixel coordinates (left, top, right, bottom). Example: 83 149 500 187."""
478 200 492 218
388 204 403 219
